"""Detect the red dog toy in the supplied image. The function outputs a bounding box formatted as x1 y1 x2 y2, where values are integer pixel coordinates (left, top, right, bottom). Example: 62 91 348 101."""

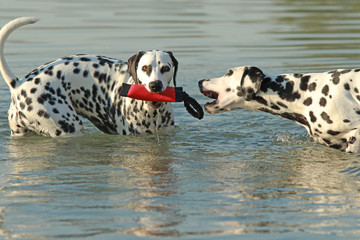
119 84 184 102
120 83 204 119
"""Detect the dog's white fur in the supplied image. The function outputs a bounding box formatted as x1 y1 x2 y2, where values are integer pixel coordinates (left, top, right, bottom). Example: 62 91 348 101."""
199 66 360 153
0 17 178 136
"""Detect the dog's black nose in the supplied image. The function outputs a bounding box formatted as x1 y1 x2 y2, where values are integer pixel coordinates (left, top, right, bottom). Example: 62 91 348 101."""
198 79 206 91
149 80 163 93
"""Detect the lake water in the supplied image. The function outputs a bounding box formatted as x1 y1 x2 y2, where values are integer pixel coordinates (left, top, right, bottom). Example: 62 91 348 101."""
0 0 360 239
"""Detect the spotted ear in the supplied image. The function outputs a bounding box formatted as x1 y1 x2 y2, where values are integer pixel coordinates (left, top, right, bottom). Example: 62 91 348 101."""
165 51 178 87
127 51 145 84
240 66 264 101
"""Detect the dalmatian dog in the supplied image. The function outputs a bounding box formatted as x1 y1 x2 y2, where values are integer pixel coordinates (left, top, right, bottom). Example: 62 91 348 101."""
199 66 360 153
0 17 178 137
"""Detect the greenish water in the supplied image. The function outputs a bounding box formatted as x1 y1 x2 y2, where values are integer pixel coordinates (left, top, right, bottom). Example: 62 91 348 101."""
0 0 360 239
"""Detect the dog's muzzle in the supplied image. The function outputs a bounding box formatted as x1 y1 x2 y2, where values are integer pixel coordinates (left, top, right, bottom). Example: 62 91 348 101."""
198 79 205 92
149 80 163 93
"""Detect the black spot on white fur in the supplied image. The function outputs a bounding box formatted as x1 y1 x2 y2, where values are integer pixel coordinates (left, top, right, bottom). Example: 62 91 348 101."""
3 51 177 137
199 65 360 153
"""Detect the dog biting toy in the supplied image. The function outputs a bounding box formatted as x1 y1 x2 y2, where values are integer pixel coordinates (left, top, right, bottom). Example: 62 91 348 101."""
120 83 204 120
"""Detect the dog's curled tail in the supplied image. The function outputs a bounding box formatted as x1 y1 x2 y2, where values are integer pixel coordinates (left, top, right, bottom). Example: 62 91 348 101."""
0 17 39 89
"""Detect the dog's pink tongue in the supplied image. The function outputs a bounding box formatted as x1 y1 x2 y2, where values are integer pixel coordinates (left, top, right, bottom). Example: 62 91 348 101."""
201 90 218 99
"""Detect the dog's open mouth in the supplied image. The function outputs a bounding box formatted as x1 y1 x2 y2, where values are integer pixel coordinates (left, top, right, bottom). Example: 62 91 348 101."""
201 89 219 107
198 80 219 108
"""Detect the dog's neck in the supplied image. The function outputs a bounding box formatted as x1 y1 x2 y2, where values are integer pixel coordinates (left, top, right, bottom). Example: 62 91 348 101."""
119 97 174 134
111 77 174 135
248 74 312 135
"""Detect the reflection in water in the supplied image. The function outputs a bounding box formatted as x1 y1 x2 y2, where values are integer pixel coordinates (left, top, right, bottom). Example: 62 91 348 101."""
3 133 187 238
2 130 360 237
108 137 184 237
194 144 360 235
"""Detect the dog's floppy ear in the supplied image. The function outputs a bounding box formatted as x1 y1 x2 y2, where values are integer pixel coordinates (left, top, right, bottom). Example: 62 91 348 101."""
166 51 178 87
127 51 145 84
240 66 264 101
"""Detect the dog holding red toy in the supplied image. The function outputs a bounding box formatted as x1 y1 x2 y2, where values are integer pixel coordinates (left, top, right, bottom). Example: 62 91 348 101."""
0 17 202 137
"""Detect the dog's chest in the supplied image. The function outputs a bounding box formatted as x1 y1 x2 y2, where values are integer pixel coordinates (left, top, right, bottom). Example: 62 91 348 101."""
119 98 174 135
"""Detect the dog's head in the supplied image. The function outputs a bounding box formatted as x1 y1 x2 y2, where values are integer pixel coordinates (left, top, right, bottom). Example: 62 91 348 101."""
127 50 178 93
199 66 264 114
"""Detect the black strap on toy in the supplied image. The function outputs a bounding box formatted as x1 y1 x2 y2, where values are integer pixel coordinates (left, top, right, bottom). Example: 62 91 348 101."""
169 89 203 119
119 83 204 120
181 92 204 120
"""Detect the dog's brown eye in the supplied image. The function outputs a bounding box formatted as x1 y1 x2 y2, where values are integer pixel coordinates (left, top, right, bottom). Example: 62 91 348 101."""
161 66 170 73
142 66 149 72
